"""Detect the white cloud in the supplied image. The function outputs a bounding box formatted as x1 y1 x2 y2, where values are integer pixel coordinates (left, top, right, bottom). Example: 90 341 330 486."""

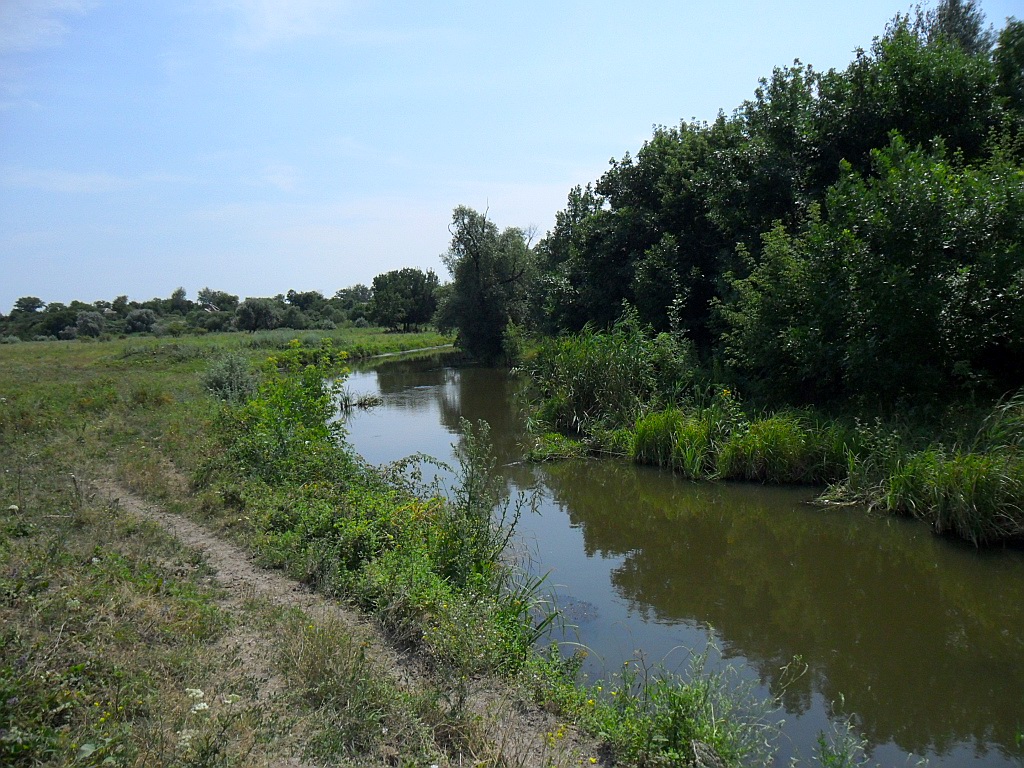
258 163 299 192
218 0 454 49
0 0 95 53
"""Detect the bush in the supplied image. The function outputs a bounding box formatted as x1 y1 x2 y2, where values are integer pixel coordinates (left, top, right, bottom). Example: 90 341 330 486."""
124 308 157 334
75 311 105 338
883 449 1024 544
530 308 696 432
202 353 258 404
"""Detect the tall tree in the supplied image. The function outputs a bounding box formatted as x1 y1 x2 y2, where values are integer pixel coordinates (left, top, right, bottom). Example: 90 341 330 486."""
438 206 536 361
916 0 994 56
368 268 438 331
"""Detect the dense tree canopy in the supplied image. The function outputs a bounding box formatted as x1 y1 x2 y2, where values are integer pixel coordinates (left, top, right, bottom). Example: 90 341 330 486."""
528 1 1024 404
368 268 439 331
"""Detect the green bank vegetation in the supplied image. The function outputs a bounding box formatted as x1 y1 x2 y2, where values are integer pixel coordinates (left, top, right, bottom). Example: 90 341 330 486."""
2 332 889 766
525 310 1024 545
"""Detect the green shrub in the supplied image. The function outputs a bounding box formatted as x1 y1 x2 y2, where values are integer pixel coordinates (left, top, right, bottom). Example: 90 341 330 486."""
201 352 257 404
716 412 848 484
529 308 695 432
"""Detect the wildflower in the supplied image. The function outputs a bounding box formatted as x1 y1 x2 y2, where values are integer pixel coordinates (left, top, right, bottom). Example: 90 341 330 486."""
222 694 241 705
191 701 209 713
590 759 598 765
185 688 205 700
7 504 18 513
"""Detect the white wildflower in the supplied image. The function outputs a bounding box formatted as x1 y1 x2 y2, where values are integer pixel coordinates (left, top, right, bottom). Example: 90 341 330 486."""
184 688 205 700
191 701 210 713
177 728 196 748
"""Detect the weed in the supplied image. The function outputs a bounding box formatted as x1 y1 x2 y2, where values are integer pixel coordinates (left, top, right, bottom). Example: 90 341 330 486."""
201 352 257 404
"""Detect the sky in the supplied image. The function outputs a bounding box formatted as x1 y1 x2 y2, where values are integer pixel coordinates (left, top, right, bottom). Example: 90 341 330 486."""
1 0 1020 312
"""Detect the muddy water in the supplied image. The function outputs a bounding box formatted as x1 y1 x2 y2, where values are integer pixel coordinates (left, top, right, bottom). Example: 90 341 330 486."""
341 354 1024 767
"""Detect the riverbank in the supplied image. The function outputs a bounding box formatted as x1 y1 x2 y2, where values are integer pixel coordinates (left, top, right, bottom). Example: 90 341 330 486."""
522 318 1024 546
0 331 595 766
1 331 784 767
3 330 944 766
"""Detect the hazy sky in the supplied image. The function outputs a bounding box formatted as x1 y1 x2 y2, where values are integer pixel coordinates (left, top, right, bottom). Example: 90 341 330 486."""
1 0 1019 312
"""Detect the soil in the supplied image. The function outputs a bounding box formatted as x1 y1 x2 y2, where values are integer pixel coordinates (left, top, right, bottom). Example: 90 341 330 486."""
93 479 598 767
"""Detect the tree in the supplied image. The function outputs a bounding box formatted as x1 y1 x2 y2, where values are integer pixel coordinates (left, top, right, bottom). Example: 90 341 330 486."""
12 297 45 314
995 19 1024 116
166 287 193 316
368 268 439 331
197 288 239 313
75 311 105 338
234 298 282 332
438 206 537 361
285 289 325 313
915 0 994 56
125 308 158 334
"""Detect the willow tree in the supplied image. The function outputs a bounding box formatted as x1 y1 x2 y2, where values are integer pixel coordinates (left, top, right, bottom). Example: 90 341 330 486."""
437 206 537 362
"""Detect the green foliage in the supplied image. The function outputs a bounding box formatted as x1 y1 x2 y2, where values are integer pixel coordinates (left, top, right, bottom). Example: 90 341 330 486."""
220 361 347 485
203 361 551 691
722 136 1024 402
529 308 696 433
531 649 774 768
717 412 849 484
438 206 537 362
883 448 1024 544
124 308 157 334
234 298 282 332
75 311 105 338
202 352 258 404
368 267 439 332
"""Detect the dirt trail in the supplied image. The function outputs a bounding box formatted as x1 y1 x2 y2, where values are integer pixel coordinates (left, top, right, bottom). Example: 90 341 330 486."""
93 479 595 767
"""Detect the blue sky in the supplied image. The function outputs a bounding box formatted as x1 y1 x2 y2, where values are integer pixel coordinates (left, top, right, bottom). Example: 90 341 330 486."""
1 0 1019 312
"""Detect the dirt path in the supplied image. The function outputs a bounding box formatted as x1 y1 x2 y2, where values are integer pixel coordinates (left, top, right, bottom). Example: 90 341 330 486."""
93 479 596 767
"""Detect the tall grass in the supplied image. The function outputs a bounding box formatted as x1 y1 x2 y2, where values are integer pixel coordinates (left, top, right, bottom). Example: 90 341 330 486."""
883 449 1024 544
529 308 695 432
631 398 849 485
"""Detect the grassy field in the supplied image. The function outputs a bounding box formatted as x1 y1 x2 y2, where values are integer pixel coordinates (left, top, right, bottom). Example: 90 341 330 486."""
0 329 530 768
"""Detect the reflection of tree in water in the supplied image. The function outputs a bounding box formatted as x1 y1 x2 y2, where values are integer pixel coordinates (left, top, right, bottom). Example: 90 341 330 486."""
540 459 1024 760
368 354 537 493
371 353 464 395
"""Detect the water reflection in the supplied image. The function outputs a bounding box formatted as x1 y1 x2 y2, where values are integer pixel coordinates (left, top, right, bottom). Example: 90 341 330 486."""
343 355 1024 766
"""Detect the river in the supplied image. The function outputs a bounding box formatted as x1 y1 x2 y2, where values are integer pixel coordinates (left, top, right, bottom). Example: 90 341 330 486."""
340 352 1024 767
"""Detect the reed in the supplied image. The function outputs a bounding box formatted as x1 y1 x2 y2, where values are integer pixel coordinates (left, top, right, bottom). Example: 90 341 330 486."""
883 448 1024 545
529 309 695 432
717 413 850 484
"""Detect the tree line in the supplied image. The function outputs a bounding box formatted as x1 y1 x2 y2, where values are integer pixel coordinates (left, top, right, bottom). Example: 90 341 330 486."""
1 269 448 341
0 285 375 340
439 0 1024 407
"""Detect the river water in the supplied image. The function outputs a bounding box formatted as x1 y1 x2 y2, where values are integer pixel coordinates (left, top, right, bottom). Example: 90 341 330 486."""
340 353 1024 767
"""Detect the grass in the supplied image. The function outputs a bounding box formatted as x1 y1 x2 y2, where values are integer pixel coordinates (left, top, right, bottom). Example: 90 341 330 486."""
0 329 507 767
528 647 777 768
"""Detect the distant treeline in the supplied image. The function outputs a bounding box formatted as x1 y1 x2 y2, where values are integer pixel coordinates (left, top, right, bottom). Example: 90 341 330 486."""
0 286 374 341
